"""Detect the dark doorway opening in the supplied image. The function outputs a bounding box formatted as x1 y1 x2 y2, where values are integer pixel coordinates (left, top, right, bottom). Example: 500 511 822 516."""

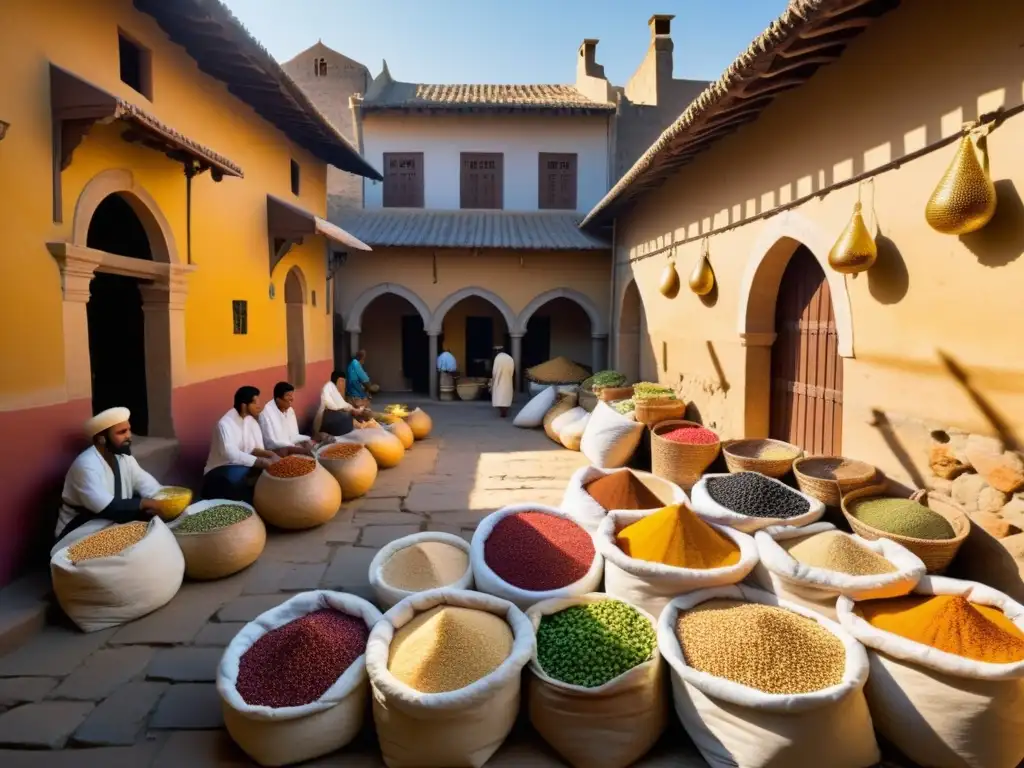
401 315 430 393
522 314 552 377
465 316 494 378
86 193 152 434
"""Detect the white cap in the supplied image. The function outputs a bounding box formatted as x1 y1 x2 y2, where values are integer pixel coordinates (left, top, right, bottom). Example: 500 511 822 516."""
84 407 131 438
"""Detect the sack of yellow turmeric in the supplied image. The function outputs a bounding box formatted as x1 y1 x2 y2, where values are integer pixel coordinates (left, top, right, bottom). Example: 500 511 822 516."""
594 506 757 619
837 576 1024 768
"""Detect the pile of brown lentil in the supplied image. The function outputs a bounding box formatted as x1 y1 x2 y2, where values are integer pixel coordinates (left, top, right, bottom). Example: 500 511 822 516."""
388 605 513 693
783 530 897 576
381 541 469 591
320 443 363 460
676 599 846 694
266 455 316 479
66 521 149 563
175 504 252 534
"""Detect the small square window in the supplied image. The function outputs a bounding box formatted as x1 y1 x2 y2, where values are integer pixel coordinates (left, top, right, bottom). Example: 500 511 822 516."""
118 31 152 99
311 290 317 308
290 160 300 196
232 300 248 335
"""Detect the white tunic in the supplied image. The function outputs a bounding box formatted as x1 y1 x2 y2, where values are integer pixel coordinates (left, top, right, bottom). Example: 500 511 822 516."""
258 399 309 450
205 409 265 474
53 447 162 551
313 381 354 433
491 352 515 408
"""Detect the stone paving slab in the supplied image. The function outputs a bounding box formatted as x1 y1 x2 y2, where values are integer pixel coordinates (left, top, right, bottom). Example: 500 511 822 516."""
193 622 246 647
147 648 223 682
73 682 167 746
109 576 246 645
50 646 154 701
0 736 165 767
0 628 114 677
357 524 422 548
0 677 59 709
0 701 95 748
241 562 328 594
150 683 223 729
217 594 297 623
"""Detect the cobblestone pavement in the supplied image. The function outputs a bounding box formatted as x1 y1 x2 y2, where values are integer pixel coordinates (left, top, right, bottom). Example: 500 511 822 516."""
0 400 911 767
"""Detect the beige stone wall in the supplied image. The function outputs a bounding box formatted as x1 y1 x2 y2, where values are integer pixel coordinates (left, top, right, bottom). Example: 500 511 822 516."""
281 43 369 207
612 0 1024 487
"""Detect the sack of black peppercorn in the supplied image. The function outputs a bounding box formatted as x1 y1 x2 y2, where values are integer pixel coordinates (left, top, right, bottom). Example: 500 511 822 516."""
690 471 825 533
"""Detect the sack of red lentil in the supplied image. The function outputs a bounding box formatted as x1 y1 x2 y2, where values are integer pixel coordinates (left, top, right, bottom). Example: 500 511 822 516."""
50 517 185 633
369 532 474 611
217 590 383 767
580 401 644 469
751 522 926 621
690 471 825 533
470 504 604 612
837 576 1024 768
526 593 667 768
595 508 758 619
365 588 535 768
561 465 688 534
658 584 879 768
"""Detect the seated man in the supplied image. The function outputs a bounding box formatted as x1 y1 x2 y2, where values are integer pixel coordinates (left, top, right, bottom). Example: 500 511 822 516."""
54 407 165 550
346 350 375 407
202 386 280 503
259 381 318 454
315 369 371 436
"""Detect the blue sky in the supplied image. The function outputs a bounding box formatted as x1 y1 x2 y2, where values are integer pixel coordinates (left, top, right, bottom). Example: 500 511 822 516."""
223 0 786 85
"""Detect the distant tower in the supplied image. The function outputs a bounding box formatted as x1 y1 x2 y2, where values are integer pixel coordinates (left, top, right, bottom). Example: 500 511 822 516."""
282 42 370 208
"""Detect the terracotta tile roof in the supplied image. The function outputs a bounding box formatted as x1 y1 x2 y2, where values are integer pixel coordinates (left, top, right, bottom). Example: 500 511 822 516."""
360 82 616 114
581 0 901 228
328 204 610 251
134 0 382 180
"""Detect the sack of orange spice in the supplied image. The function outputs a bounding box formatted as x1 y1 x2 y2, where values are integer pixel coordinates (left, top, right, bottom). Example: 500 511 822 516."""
837 576 1024 768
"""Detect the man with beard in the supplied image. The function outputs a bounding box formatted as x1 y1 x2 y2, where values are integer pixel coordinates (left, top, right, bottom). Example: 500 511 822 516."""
54 407 165 550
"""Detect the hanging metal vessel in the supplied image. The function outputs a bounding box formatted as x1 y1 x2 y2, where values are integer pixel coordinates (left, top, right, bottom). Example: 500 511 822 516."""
659 260 680 298
828 201 877 275
925 133 997 235
688 251 715 296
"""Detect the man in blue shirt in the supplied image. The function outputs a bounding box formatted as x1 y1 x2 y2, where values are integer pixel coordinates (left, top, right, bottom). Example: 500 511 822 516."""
346 349 373 402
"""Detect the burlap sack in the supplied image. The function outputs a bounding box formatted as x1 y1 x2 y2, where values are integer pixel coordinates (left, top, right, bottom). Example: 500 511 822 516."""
559 412 590 451
690 472 825 533
659 584 879 768
365 589 535 768
50 517 185 633
369 532 474 611
561 465 687 534
595 509 757 619
218 590 382 767
543 393 578 442
837 576 1024 768
751 522 925 620
580 402 644 469
526 593 666 768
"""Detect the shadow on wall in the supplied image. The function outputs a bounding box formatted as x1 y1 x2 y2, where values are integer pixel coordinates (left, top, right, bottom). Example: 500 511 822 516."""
867 231 911 305
938 349 1020 451
706 341 730 394
961 179 1024 268
869 409 927 493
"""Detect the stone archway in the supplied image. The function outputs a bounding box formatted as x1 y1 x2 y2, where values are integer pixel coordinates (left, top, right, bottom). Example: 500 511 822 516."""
616 278 644 382
285 267 308 387
516 288 607 379
344 283 431 333
736 210 853 439
428 287 516 336
48 169 191 438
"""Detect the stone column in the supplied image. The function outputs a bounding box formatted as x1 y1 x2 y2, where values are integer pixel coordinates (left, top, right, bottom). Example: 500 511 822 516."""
54 253 97 403
140 264 191 439
591 334 609 373
428 331 439 400
510 333 523 393
349 330 360 359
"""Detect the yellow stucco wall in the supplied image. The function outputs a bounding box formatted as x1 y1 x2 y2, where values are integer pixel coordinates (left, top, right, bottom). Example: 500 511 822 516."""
613 0 1024 486
0 0 334 406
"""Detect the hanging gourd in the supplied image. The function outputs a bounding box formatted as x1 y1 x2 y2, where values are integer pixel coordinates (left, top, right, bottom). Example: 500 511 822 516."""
829 200 877 275
659 254 680 298
925 124 997 235
688 238 715 296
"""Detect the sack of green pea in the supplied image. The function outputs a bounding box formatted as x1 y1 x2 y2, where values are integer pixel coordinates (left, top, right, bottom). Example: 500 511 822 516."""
525 593 667 768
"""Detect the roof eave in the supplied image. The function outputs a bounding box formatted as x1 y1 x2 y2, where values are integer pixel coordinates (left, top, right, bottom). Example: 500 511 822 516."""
359 105 616 117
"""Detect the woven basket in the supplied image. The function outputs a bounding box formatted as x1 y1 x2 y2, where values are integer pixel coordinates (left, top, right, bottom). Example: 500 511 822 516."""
599 385 635 402
456 382 481 401
634 397 686 427
841 484 971 574
721 438 802 478
793 456 877 506
578 389 598 412
650 419 721 490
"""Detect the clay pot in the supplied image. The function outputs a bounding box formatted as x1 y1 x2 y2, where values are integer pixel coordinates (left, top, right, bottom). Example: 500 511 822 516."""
172 501 266 580
315 443 378 499
253 463 341 530
385 419 415 449
338 429 405 469
404 408 433 440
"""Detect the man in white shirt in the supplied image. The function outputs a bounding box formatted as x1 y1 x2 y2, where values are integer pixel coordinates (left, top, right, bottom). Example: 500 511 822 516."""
259 381 317 454
54 407 165 550
491 346 515 418
202 386 280 503
313 369 370 436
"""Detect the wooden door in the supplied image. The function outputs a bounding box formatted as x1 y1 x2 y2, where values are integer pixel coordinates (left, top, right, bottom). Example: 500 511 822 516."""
400 314 429 393
769 246 843 455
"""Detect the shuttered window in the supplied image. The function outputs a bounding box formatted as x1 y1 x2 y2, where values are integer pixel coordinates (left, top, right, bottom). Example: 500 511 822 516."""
383 152 424 208
538 153 577 210
460 153 503 210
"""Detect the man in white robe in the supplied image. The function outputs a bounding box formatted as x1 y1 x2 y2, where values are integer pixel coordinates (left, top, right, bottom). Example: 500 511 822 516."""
54 407 165 551
314 369 370 436
259 381 316 454
202 386 280 503
491 346 515 418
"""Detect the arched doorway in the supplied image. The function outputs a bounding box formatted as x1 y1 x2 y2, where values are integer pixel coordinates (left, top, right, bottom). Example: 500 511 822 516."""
438 295 512 379
86 193 152 434
359 292 431 393
617 279 643 382
285 267 307 387
521 297 593 373
769 246 843 454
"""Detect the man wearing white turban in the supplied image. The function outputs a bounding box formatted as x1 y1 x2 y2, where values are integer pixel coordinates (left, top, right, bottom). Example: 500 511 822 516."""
54 407 165 550
491 345 515 417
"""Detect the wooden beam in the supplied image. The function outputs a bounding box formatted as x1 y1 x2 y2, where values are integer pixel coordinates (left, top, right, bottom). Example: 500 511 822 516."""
799 17 873 38
761 54 838 78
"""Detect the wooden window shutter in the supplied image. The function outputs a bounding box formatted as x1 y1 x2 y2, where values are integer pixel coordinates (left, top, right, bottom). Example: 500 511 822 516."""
538 153 577 210
383 152 424 208
460 153 503 209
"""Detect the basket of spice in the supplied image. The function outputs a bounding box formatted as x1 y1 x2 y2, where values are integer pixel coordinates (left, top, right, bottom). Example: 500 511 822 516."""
841 484 970 573
650 420 721 491
721 438 803 479
579 371 628 413
171 500 266 581
632 382 685 427
150 486 193 521
793 456 878 507
253 455 342 530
